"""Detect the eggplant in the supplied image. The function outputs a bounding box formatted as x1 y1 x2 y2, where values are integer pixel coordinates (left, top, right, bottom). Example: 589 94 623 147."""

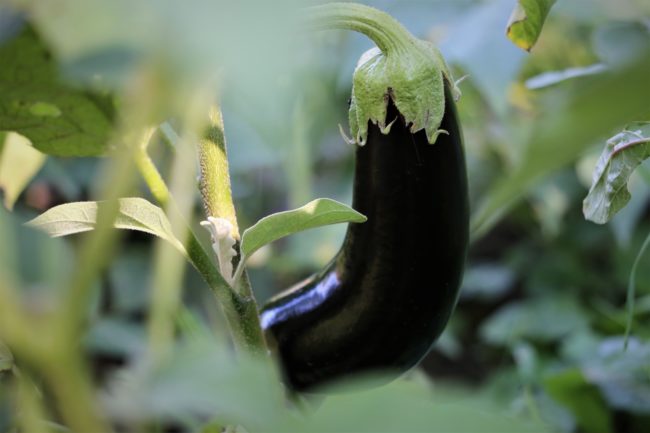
260 83 468 391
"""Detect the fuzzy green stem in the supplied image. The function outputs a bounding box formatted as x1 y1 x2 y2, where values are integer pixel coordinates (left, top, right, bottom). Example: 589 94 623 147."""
306 2 416 54
197 106 268 355
199 107 239 238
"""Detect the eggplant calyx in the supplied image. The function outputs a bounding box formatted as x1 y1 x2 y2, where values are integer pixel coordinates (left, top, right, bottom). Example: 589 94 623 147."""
349 43 458 146
307 2 460 145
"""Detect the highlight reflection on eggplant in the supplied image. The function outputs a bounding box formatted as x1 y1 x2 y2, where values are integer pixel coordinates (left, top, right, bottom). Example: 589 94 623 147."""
260 84 469 391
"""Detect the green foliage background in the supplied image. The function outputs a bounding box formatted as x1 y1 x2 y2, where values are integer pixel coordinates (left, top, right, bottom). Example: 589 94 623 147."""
1 0 650 432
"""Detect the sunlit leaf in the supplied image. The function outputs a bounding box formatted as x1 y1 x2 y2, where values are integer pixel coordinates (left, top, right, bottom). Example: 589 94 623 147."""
583 129 650 224
0 132 46 210
240 198 366 260
0 26 114 156
506 0 557 51
25 198 186 255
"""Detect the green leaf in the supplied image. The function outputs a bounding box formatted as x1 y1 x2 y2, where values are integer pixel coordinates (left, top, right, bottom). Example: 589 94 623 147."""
25 198 186 255
506 0 557 52
583 129 650 224
0 132 46 210
544 369 613 433
0 26 114 156
240 198 366 260
471 53 650 239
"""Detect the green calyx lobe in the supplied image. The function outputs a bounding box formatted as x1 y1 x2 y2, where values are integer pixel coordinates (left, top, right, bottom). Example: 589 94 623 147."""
309 3 460 145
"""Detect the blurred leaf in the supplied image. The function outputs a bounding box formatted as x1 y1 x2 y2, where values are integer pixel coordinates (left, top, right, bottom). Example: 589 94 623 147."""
240 198 366 260
506 0 557 51
582 338 650 414
84 318 146 358
481 295 590 345
109 249 151 314
25 198 186 255
283 379 547 433
512 341 539 384
461 263 516 300
531 176 571 237
472 53 650 239
593 21 650 66
559 329 603 364
583 129 650 224
0 132 46 210
1 202 74 291
0 26 113 156
103 337 286 431
544 369 613 433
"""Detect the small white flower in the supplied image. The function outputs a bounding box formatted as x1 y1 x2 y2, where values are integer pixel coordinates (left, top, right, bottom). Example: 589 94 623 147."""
200 216 236 284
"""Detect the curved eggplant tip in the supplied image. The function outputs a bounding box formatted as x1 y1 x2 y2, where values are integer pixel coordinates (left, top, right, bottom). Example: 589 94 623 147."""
338 124 358 146
427 128 450 145
379 116 398 135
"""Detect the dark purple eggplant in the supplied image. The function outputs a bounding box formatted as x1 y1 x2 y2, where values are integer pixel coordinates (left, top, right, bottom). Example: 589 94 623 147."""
260 83 468 391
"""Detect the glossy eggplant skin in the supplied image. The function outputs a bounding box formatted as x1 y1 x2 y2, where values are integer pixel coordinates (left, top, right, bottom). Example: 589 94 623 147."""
260 85 469 391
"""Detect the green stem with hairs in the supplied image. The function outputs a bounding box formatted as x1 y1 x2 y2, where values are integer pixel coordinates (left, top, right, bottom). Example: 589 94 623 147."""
198 107 239 237
306 2 416 54
197 106 268 355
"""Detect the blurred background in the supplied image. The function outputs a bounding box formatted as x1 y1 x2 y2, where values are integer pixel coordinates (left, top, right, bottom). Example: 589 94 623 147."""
1 0 650 432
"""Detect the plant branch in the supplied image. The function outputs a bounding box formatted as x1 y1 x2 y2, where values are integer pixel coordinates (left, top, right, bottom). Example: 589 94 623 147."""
137 131 267 356
305 2 416 54
198 107 239 238
196 105 268 356
135 147 170 206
